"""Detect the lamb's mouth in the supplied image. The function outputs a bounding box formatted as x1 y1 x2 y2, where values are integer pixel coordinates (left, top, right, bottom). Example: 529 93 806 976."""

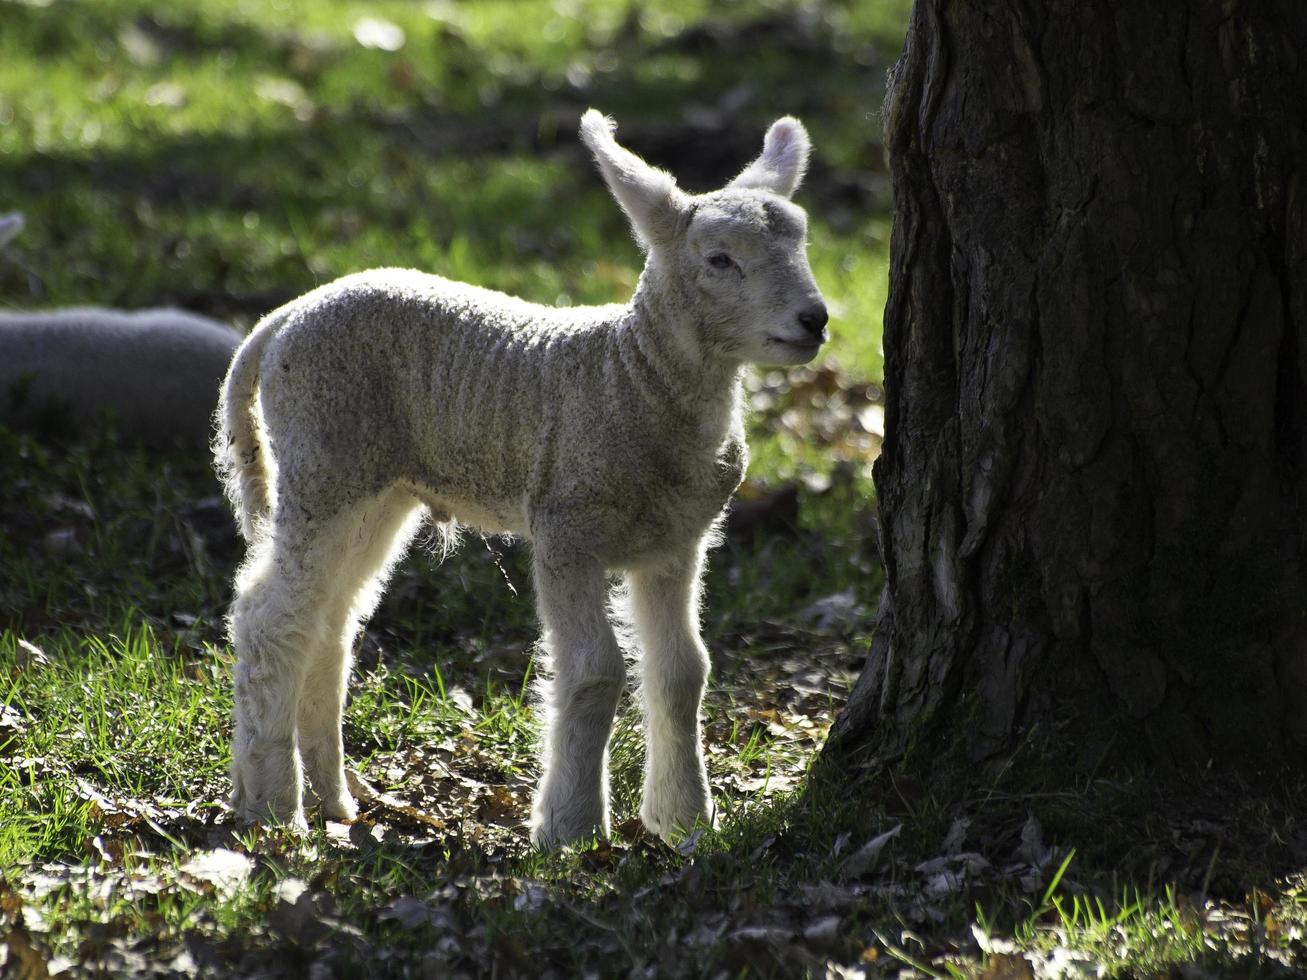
768 335 822 351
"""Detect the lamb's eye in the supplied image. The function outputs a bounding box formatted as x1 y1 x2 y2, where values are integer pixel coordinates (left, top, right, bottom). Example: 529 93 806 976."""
707 253 734 270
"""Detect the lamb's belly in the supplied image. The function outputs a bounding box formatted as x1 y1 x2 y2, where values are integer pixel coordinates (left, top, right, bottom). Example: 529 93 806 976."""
446 495 529 536
405 483 528 537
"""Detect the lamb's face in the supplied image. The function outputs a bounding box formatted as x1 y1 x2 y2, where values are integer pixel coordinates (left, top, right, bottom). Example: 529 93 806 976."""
578 109 828 366
678 191 828 366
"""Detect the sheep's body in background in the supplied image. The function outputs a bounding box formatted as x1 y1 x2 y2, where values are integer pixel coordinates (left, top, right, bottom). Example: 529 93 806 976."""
0 307 241 448
217 110 829 846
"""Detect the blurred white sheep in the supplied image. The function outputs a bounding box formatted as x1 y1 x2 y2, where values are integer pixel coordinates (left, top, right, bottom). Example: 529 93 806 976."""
0 214 241 449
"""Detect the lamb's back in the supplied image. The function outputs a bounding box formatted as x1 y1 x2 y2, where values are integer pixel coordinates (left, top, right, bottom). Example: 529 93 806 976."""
256 268 627 521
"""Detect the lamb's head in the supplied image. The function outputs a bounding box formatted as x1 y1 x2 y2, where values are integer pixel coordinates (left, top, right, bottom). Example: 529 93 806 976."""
580 110 828 366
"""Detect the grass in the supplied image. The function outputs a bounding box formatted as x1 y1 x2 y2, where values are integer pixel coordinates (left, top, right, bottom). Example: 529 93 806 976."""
4 0 1307 976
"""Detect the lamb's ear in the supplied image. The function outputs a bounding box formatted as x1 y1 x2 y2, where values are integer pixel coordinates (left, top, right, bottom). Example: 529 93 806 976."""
728 117 810 198
580 109 686 248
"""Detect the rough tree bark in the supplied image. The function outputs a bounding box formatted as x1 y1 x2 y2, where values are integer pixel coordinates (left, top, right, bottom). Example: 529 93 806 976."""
827 0 1307 775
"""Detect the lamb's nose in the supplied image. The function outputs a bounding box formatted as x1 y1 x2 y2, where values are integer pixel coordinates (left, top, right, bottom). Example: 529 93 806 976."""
797 304 829 339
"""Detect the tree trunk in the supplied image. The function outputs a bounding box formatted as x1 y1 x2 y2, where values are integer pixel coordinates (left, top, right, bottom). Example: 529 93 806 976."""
828 0 1307 775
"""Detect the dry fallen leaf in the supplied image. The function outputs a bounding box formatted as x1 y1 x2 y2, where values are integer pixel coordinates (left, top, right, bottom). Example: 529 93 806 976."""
378 896 434 930
841 823 901 879
798 588 864 634
379 895 456 931
675 828 705 857
977 952 1036 980
269 877 331 946
513 880 547 914
347 768 446 830
802 915 842 943
1 923 54 980
178 849 253 899
0 704 26 743
1016 813 1053 869
15 639 50 673
941 817 970 855
476 785 523 824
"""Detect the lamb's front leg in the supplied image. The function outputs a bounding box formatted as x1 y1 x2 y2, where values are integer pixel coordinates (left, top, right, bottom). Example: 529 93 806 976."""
530 550 626 847
628 550 713 843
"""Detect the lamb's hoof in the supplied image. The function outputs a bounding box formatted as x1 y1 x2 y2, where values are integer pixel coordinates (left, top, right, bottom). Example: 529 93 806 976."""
530 822 603 849
529 805 608 849
230 784 309 832
640 796 715 846
231 800 310 833
303 774 359 822
317 794 358 822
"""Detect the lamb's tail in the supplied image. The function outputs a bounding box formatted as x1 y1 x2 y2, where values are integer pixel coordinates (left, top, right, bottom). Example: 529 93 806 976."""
212 307 289 543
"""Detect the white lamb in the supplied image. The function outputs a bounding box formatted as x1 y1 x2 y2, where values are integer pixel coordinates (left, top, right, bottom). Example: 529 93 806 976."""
215 109 829 846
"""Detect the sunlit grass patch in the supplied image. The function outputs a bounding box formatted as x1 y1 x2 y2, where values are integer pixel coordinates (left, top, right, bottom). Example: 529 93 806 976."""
0 623 230 866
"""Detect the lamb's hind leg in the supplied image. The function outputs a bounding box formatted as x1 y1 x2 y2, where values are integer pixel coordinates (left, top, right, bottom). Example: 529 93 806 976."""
628 546 713 842
530 547 626 847
228 510 356 829
297 488 426 820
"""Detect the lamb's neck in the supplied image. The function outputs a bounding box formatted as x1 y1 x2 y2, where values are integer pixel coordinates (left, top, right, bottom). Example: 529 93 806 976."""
620 267 742 444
